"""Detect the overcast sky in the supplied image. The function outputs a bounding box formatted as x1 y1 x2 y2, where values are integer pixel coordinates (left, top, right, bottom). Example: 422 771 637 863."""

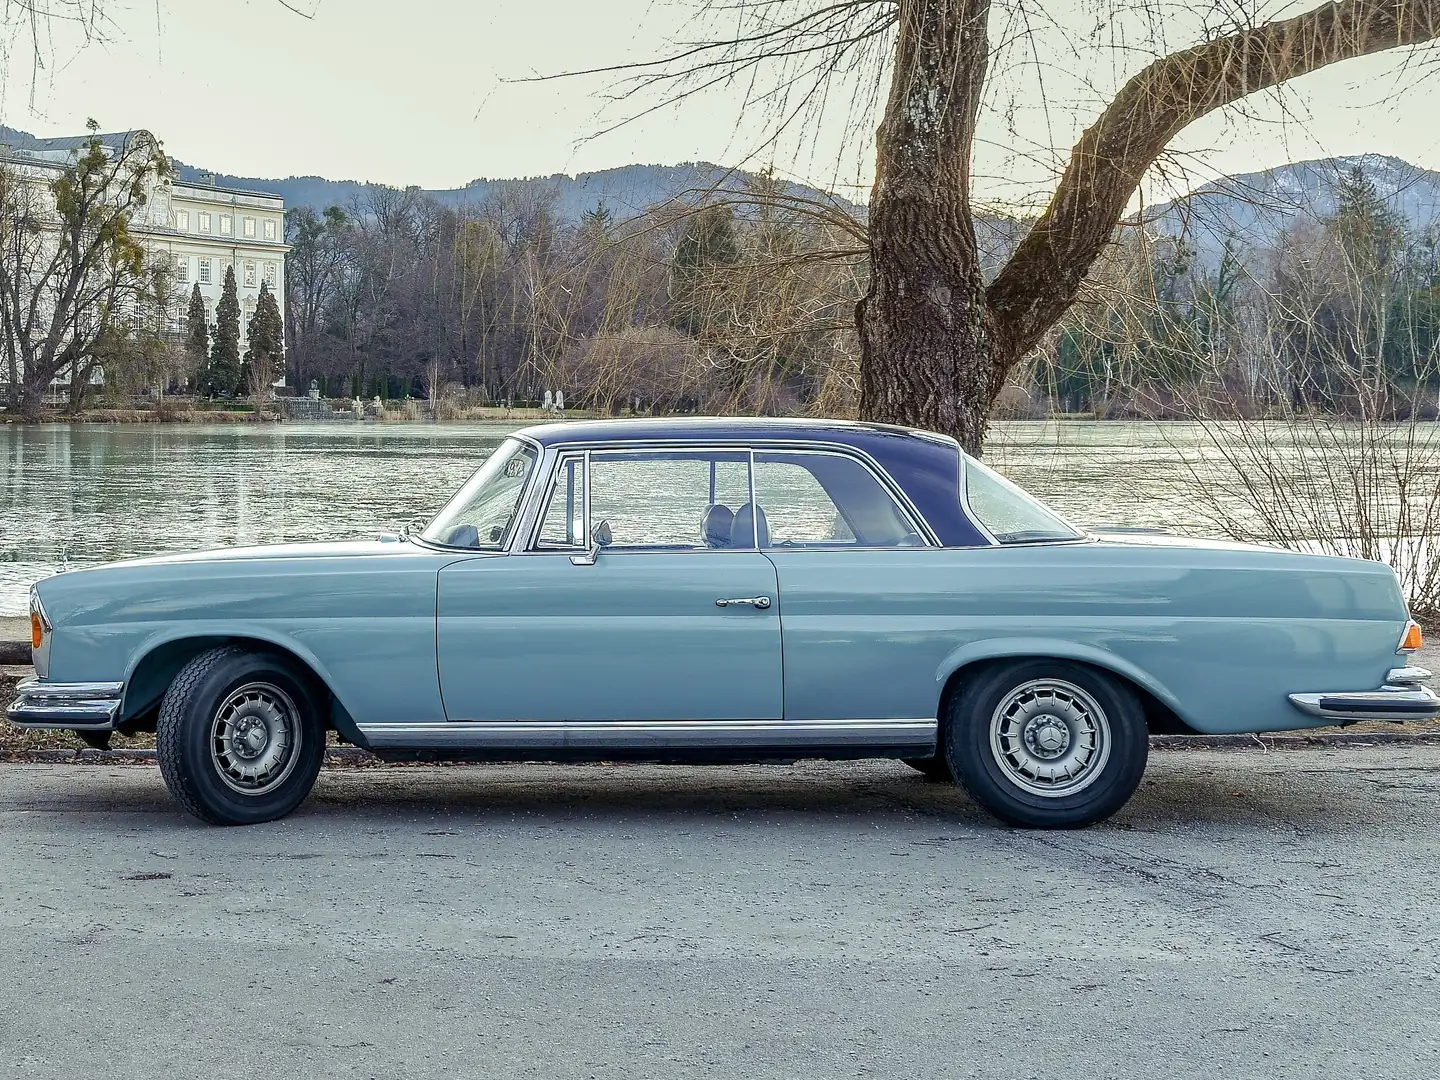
2 0 1439 208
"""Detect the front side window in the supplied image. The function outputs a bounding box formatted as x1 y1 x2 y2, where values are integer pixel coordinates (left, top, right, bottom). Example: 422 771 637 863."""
198 211 211 232
263 218 277 240
536 450 753 551
174 256 189 283
198 258 212 284
219 215 233 236
752 451 924 547
422 439 538 549
964 457 1082 544
244 261 257 286
264 262 277 286
243 217 256 238
174 209 190 230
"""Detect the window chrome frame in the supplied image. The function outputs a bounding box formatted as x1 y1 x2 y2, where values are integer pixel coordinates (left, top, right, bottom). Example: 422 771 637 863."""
957 453 1089 548
409 434 547 554
512 438 939 554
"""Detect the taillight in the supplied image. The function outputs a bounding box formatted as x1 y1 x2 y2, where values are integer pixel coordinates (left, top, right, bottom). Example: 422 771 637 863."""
1400 621 1424 652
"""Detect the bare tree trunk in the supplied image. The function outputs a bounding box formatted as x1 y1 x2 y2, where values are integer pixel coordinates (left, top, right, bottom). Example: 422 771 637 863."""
859 0 1440 454
858 0 995 456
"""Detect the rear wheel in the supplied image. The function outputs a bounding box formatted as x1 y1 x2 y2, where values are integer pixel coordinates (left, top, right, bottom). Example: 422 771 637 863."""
156 646 325 825
945 660 1148 828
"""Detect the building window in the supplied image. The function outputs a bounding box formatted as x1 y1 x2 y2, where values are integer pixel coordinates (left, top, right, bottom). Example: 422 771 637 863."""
198 258 212 284
174 209 190 231
264 262 277 287
219 215 233 236
244 261 257 287
262 219 277 241
243 217 256 238
198 211 211 232
174 256 189 283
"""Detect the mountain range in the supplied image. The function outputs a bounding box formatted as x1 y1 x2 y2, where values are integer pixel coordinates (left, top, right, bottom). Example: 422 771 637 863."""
1137 154 1440 270
5 125 1439 270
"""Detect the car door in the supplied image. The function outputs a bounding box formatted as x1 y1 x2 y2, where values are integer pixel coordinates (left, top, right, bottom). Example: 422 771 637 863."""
436 447 783 724
750 448 947 724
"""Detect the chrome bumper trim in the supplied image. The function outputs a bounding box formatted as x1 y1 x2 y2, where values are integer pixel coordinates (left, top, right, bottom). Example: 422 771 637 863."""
357 718 937 753
5 677 124 730
1289 668 1439 722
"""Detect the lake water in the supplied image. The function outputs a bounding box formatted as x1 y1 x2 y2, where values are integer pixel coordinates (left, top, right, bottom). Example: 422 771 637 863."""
0 420 1305 616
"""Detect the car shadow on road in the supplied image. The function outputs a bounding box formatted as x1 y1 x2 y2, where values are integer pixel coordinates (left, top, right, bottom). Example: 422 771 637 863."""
1 754 1409 834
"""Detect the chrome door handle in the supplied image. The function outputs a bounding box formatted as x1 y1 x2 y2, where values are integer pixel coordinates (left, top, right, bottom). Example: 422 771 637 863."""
715 596 772 609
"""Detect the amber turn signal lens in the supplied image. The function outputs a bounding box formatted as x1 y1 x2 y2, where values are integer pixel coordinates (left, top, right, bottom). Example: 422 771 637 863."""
30 611 44 651
1402 621 1424 652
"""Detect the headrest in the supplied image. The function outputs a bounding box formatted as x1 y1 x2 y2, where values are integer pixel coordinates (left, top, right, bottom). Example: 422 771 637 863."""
730 503 769 548
701 504 735 548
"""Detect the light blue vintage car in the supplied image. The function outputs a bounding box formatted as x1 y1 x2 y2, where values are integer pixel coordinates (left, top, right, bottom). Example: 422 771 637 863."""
9 418 1437 827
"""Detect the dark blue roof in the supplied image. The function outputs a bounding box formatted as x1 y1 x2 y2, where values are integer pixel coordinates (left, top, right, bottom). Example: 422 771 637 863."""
515 417 989 547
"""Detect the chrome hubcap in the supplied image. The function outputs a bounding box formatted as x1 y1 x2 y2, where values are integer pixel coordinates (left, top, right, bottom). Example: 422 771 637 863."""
989 679 1111 797
210 682 302 796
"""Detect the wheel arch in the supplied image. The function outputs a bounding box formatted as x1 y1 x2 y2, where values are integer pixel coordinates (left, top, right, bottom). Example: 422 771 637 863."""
934 639 1199 737
118 632 365 746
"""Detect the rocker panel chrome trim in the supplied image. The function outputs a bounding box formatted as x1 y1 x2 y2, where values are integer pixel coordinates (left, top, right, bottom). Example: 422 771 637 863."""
357 718 937 751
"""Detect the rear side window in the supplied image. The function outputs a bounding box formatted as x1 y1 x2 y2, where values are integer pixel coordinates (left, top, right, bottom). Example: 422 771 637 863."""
964 457 1081 544
752 452 926 547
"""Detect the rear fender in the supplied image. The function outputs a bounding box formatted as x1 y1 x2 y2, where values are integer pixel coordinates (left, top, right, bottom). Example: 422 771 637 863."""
933 636 1191 725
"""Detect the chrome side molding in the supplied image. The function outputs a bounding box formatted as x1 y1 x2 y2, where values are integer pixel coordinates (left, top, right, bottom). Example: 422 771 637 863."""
357 717 936 753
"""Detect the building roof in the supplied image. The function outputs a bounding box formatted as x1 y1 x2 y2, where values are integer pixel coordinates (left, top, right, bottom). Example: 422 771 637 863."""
18 130 150 154
514 417 987 546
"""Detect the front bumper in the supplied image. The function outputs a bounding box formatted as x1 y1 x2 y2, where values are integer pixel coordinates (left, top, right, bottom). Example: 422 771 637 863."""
1289 666 1440 723
5 677 123 730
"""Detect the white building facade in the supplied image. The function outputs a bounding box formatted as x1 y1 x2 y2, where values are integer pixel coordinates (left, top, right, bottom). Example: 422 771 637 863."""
147 175 288 352
0 129 287 389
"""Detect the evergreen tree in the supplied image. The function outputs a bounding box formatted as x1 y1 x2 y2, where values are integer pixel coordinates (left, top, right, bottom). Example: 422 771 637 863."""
205 265 242 397
669 205 739 338
579 200 614 241
241 282 285 402
184 284 209 390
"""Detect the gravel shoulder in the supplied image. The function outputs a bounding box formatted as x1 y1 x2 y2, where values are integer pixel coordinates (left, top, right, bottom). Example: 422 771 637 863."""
1 749 1437 1079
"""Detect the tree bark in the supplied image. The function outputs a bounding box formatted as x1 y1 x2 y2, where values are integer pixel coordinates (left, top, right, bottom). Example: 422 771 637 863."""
858 0 994 456
859 0 1440 454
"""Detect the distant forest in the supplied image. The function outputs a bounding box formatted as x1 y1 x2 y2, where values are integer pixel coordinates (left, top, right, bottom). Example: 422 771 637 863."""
282 162 1440 419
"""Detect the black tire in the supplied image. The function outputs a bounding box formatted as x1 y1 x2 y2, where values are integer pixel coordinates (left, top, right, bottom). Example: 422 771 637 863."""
156 646 325 825
944 660 1148 829
901 756 953 782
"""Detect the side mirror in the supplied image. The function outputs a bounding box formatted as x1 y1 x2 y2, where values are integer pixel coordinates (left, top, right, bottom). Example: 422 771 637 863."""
569 520 612 566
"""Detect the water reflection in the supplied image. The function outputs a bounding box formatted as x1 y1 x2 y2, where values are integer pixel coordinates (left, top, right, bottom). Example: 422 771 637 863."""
0 419 1280 616
0 423 513 614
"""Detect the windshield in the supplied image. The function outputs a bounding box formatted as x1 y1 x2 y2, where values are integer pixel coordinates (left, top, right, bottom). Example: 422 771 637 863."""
422 438 538 549
964 456 1083 545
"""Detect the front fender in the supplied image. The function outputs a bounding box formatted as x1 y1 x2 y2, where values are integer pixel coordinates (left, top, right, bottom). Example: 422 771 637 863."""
119 622 352 718
933 636 1191 724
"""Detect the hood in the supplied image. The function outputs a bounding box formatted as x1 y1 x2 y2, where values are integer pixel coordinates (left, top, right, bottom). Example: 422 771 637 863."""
99 538 414 568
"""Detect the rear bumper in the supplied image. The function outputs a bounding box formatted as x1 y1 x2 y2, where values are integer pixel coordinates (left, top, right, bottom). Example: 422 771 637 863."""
1289 667 1440 723
5 677 123 730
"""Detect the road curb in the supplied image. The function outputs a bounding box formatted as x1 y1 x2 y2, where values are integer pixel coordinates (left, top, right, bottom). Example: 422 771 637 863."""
3 732 1440 765
0 640 30 666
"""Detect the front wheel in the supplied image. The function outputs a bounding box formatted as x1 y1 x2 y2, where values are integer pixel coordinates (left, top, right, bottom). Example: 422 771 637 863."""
156 646 325 825
945 660 1148 829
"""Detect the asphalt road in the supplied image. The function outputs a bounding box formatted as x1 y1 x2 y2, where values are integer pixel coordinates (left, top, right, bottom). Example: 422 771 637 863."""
1 750 1438 1080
